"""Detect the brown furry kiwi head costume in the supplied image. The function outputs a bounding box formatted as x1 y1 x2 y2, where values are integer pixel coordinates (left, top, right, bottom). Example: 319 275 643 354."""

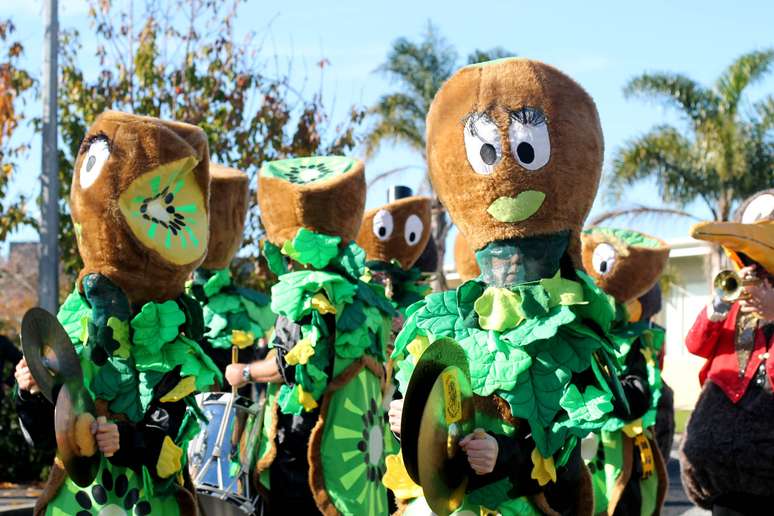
356 195 431 270
70 110 210 304
258 156 366 246
454 231 481 282
201 163 249 269
426 57 604 267
581 227 669 306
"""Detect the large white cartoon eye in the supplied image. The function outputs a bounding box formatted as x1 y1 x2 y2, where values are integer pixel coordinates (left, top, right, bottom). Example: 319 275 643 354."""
741 193 774 223
508 107 550 171
372 209 394 241
463 114 502 175
404 214 424 246
592 243 617 276
79 136 111 189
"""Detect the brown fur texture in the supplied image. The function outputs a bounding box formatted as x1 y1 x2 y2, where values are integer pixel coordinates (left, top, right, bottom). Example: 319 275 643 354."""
454 232 481 281
201 163 249 269
473 394 520 427
258 159 366 246
356 196 432 270
308 356 384 515
426 58 604 267
71 110 210 304
34 460 66 516
581 230 669 304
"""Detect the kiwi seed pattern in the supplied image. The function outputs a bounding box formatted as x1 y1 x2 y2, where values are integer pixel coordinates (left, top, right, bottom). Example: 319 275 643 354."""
119 158 208 265
50 462 179 515
133 175 199 250
285 161 335 184
261 156 355 185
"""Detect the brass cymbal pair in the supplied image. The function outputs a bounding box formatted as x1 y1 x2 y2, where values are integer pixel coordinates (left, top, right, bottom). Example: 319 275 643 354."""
401 338 475 516
22 308 100 486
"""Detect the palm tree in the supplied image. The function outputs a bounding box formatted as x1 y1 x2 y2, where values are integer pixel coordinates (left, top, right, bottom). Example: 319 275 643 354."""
598 49 774 272
365 22 512 288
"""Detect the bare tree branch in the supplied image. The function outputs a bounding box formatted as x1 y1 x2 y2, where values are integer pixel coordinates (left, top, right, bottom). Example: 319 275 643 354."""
588 205 701 226
366 165 420 189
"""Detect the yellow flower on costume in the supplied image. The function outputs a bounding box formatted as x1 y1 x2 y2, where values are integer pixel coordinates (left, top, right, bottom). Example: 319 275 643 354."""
311 293 337 314
407 335 430 359
156 436 183 478
159 376 196 402
285 339 315 365
298 386 318 411
382 452 423 501
530 448 557 486
231 329 255 349
623 418 644 438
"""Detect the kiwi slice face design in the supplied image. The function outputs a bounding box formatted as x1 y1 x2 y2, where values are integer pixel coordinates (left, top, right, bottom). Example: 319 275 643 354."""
119 156 208 265
261 156 355 185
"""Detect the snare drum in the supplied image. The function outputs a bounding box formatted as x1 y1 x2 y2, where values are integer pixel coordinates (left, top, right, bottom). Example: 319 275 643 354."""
188 392 263 515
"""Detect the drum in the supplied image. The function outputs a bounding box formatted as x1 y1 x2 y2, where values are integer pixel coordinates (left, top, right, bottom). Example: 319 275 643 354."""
188 392 264 515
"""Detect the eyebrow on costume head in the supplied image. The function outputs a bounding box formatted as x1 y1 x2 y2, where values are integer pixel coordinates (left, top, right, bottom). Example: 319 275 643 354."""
509 107 547 126
78 132 111 155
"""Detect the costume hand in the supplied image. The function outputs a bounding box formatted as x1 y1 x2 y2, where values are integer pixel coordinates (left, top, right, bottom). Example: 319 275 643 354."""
388 398 403 435
14 358 39 394
459 429 498 475
740 273 774 321
92 416 119 457
225 363 249 388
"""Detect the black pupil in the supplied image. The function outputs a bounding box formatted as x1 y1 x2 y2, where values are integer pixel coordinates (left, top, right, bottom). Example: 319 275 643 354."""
517 142 535 164
480 143 497 165
600 261 608 273
86 155 96 171
409 232 416 242
378 227 387 237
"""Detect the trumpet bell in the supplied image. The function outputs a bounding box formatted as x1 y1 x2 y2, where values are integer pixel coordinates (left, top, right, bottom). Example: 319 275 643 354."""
714 269 745 302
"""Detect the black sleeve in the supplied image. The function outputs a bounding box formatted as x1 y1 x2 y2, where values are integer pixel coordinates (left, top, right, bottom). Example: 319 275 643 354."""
466 431 537 495
542 446 584 515
108 371 188 478
15 387 56 451
613 338 652 421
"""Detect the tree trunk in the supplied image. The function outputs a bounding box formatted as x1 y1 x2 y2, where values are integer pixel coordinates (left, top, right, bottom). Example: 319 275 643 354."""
430 196 448 292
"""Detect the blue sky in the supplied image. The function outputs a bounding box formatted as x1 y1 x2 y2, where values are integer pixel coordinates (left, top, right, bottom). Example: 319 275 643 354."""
5 0 774 257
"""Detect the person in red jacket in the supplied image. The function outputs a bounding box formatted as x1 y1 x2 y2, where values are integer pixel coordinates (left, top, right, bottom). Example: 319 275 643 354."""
680 188 774 516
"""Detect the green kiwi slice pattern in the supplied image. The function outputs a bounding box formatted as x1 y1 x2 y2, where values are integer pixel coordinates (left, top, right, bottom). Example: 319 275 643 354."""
261 156 355 185
119 156 208 265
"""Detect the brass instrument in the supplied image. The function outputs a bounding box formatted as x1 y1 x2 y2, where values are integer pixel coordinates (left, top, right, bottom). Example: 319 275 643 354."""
714 269 758 302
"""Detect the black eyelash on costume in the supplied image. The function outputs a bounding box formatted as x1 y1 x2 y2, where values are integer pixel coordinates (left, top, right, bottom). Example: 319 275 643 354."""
78 132 111 155
510 107 547 126
462 112 493 138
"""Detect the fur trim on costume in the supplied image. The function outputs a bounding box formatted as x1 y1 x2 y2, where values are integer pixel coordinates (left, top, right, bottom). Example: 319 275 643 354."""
426 58 604 268
71 111 210 304
454 232 481 282
581 227 669 304
356 196 432 270
201 163 249 269
258 157 366 246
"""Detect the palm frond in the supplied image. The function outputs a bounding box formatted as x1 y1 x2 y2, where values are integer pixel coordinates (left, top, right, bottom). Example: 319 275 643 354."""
367 165 420 189
624 73 718 125
715 48 774 115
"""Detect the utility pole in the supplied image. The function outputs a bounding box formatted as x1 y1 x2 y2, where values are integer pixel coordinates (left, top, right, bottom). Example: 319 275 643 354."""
39 0 59 313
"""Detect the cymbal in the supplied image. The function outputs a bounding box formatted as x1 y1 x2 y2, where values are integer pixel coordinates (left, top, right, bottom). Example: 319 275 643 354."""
55 383 99 487
21 308 82 404
401 338 474 516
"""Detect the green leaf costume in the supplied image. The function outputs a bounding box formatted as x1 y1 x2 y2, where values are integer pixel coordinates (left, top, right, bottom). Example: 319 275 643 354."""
391 270 622 514
186 266 276 375
254 229 397 515
46 283 220 516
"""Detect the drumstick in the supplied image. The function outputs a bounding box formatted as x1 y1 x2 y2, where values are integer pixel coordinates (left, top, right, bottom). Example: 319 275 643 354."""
97 415 114 458
231 345 238 396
